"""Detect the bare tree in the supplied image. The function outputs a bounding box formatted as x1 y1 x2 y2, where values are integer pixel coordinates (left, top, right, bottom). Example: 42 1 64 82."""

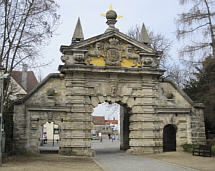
176 0 215 60
127 25 172 69
127 25 197 88
0 0 60 156
0 0 60 99
0 0 60 74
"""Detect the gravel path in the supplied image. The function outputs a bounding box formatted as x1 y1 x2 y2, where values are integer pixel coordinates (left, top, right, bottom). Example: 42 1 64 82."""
1 154 102 171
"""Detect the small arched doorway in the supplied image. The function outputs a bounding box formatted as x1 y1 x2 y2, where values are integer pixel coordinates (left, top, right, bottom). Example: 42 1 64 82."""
163 124 176 152
38 121 60 153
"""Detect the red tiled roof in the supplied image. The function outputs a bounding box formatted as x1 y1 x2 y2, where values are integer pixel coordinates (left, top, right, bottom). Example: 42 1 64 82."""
11 71 38 93
92 116 105 125
106 120 118 124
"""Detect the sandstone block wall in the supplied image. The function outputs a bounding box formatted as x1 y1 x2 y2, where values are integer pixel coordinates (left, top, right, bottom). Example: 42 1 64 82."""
13 68 206 156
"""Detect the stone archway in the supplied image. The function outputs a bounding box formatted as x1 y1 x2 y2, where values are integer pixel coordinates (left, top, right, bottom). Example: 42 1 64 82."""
163 124 177 152
90 100 132 152
13 7 207 155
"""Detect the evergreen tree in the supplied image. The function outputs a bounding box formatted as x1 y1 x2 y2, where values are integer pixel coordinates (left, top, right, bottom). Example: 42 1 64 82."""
184 56 215 132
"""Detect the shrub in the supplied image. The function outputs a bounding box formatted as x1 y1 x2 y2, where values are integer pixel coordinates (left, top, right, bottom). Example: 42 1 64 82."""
182 144 193 152
212 145 215 155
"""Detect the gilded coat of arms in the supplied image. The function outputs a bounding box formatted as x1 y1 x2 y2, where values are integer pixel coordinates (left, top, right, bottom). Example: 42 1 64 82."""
104 38 121 66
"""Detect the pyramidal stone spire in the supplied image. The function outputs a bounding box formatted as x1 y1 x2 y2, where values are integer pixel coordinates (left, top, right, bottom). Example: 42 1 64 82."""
139 23 151 45
72 17 84 43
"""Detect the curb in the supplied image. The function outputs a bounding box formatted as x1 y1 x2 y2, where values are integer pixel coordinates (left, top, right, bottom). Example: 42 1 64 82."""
92 157 107 171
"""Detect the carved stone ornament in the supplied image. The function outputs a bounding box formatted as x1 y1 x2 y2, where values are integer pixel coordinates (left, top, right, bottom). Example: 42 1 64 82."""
61 54 76 65
86 42 104 65
123 44 140 66
104 38 122 66
74 54 85 63
110 83 118 97
47 112 53 122
61 54 69 63
161 88 174 100
143 57 153 66
123 44 139 59
46 88 56 96
61 49 87 65
140 56 159 68
166 92 174 99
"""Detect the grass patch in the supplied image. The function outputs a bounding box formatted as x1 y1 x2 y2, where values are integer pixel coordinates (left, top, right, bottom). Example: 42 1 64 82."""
212 145 215 155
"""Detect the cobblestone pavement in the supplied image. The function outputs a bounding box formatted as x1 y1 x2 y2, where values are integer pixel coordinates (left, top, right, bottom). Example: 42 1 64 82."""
92 139 197 171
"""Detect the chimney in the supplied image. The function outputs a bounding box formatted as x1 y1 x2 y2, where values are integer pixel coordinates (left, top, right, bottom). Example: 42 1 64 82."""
21 64 28 91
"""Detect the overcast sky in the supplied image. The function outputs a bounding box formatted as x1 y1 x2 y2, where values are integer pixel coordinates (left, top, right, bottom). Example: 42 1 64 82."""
39 0 185 118
38 0 185 78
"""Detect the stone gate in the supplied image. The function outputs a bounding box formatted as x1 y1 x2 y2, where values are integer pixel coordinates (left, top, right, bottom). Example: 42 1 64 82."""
13 8 206 156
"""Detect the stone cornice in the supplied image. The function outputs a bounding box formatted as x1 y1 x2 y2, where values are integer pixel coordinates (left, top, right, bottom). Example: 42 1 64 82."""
60 30 158 55
27 106 71 112
155 107 191 114
59 64 165 76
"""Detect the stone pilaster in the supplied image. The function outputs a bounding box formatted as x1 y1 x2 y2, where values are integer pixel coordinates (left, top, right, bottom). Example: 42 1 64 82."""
13 104 28 153
127 76 160 154
190 103 206 145
60 72 92 156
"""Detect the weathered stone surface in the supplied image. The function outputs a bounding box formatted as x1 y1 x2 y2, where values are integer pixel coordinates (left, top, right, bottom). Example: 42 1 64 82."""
98 95 105 103
61 122 91 130
132 106 154 113
61 130 90 138
129 130 157 139
69 113 91 121
132 88 154 97
130 122 155 130
91 97 99 107
60 139 90 147
13 18 206 156
130 139 155 147
130 114 159 122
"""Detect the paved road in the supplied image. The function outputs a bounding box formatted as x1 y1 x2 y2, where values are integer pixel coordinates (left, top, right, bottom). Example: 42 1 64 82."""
38 141 59 152
92 139 198 171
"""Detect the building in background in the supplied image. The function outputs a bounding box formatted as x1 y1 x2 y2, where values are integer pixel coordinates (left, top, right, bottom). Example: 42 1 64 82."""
10 64 38 99
92 116 106 132
42 122 59 141
105 120 118 131
0 64 38 101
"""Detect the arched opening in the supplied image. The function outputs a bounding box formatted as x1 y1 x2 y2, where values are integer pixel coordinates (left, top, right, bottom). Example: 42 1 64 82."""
38 121 60 153
91 102 130 154
163 124 177 152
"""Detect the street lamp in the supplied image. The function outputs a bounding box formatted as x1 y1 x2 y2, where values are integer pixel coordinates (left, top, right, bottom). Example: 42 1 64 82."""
0 73 9 165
